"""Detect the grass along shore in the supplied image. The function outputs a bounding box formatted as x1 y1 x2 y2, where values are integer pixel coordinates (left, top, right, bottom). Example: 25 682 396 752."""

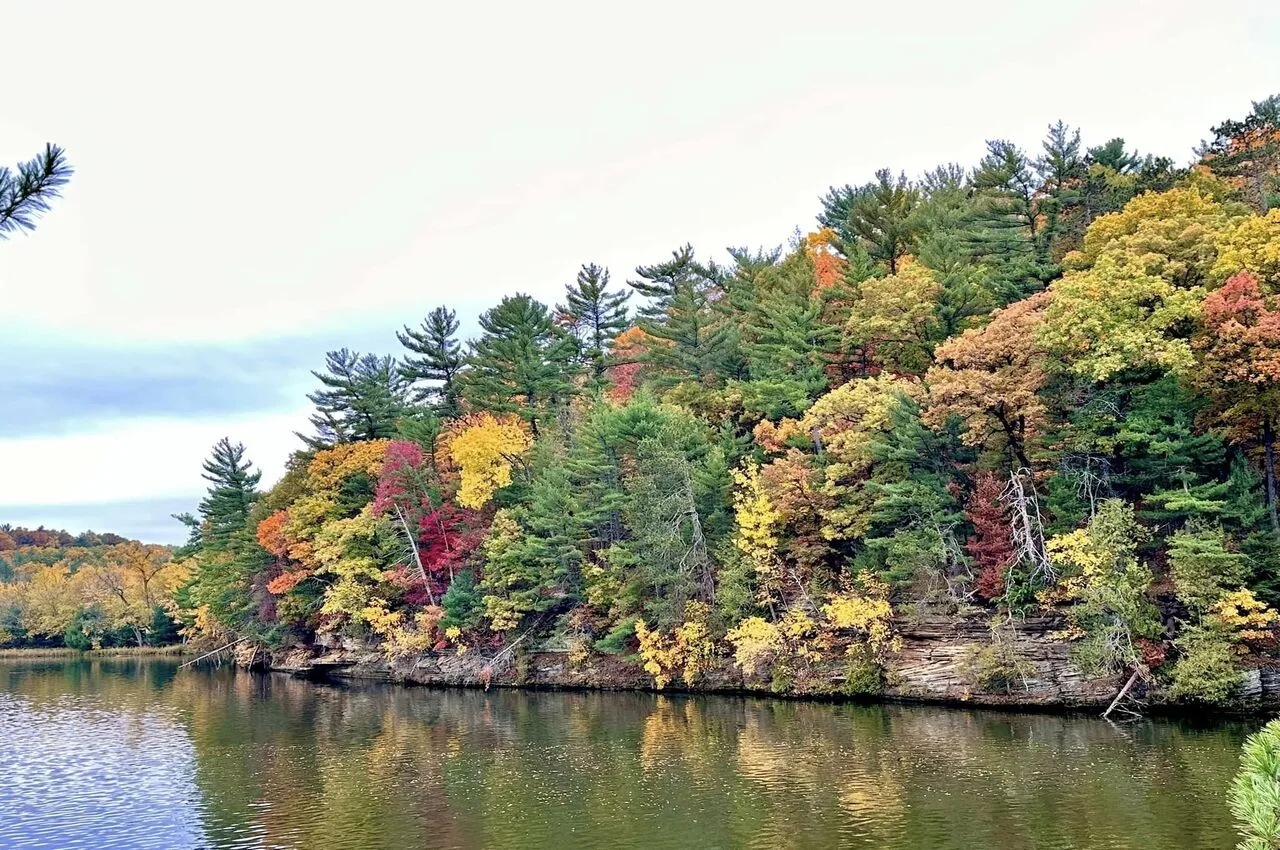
0 645 191 659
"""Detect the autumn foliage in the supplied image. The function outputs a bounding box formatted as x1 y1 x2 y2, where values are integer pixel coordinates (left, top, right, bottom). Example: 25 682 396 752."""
159 99 1280 706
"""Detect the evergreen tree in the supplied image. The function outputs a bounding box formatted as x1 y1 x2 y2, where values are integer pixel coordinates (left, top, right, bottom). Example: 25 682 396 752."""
1199 94 1280 212
967 140 1055 300
0 144 72 239
197 438 262 548
630 245 738 387
301 349 409 447
1036 121 1085 257
819 169 921 274
743 248 838 411
460 294 578 435
557 263 630 389
856 397 970 589
1222 455 1280 603
398 306 464 417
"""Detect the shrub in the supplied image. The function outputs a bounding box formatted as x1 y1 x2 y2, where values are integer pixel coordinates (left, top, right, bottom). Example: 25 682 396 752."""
593 617 637 655
842 644 886 695
960 627 1036 694
1170 625 1242 705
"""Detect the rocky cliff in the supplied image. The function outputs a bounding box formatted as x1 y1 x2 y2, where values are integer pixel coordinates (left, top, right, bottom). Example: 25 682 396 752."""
269 612 1280 713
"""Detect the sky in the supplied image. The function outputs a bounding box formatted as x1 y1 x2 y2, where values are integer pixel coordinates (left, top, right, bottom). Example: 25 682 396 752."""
1 0 1278 543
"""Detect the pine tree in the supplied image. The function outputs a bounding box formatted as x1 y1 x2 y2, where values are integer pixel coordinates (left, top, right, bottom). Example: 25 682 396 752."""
741 247 838 410
172 440 270 638
630 245 738 387
967 140 1055 301
1200 94 1280 212
1036 121 1085 257
301 349 409 447
197 438 262 548
0 144 73 239
819 169 921 274
460 294 578 435
398 306 464 417
557 263 630 389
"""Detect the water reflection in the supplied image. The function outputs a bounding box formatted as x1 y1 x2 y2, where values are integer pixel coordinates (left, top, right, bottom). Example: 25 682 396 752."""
0 659 1258 849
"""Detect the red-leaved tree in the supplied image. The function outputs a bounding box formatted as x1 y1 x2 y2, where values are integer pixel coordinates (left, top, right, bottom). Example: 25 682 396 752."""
965 471 1015 600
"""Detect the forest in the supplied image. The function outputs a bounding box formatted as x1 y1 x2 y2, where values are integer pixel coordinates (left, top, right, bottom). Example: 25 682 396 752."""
0 525 184 649
9 97 1280 706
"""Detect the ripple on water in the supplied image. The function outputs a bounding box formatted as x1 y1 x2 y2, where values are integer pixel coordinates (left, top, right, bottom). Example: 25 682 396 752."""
0 692 209 850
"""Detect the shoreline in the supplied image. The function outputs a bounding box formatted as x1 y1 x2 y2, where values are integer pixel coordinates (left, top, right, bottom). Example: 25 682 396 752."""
0 645 191 659
265 620 1280 719
287 663 1256 721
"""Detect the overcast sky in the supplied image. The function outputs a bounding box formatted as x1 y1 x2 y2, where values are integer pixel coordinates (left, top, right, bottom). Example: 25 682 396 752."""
1 0 1278 543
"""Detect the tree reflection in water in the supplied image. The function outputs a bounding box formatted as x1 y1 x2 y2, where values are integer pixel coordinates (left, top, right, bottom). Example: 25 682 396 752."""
0 659 1257 850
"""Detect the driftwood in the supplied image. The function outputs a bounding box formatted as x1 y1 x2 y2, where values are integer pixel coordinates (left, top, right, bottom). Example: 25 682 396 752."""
478 620 545 688
179 638 246 669
1102 668 1144 720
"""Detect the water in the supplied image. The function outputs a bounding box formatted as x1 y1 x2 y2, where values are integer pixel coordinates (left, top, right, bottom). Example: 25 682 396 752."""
0 658 1258 849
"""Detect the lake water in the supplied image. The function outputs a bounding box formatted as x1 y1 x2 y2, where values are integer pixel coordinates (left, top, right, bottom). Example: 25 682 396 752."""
0 657 1259 849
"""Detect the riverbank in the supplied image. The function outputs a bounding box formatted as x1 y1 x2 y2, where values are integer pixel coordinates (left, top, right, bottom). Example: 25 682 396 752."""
267 612 1280 714
0 645 191 659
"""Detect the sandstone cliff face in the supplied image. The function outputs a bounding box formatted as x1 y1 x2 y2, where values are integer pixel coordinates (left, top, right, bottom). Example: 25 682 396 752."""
270 613 1280 712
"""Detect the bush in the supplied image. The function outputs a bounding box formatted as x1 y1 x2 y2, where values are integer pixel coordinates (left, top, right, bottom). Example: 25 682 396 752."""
62 605 110 651
1170 625 1241 704
593 617 636 655
960 629 1035 694
842 644 886 695
440 569 484 631
1230 719 1280 850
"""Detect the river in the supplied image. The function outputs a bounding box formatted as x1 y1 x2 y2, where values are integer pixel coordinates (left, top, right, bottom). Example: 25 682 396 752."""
0 657 1258 849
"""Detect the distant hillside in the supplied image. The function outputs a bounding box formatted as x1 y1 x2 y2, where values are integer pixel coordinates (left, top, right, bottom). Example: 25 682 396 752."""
0 525 184 649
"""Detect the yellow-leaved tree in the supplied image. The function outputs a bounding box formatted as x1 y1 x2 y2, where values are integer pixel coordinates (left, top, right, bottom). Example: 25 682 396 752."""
447 414 532 509
731 461 784 607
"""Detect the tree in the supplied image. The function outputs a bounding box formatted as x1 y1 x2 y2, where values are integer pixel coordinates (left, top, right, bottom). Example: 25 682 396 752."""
198 438 262 548
973 140 1040 242
1047 499 1161 675
1169 523 1247 613
1066 185 1239 288
460 294 578 434
620 441 719 627
1034 121 1088 257
1194 271 1280 529
742 247 839 407
819 169 921 274
372 440 441 602
478 509 562 631
1040 255 1201 383
630 245 737 387
446 414 533 509
557 263 630 388
82 543 186 646
965 471 1015 600
966 139 1053 298
1230 718 1280 850
398 307 464 417
797 374 927 541
302 349 410 447
1201 94 1280 213
844 257 943 375
925 291 1051 470
0 144 73 239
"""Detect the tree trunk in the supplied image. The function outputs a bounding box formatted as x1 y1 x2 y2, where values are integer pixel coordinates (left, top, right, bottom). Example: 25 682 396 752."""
996 409 1032 472
1266 417 1278 532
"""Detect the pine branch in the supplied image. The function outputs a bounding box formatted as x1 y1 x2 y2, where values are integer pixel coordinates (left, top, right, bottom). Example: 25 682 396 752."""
0 144 73 238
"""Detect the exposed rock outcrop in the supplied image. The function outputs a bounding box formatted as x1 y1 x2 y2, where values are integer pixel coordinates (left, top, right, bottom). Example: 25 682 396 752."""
270 612 1280 712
